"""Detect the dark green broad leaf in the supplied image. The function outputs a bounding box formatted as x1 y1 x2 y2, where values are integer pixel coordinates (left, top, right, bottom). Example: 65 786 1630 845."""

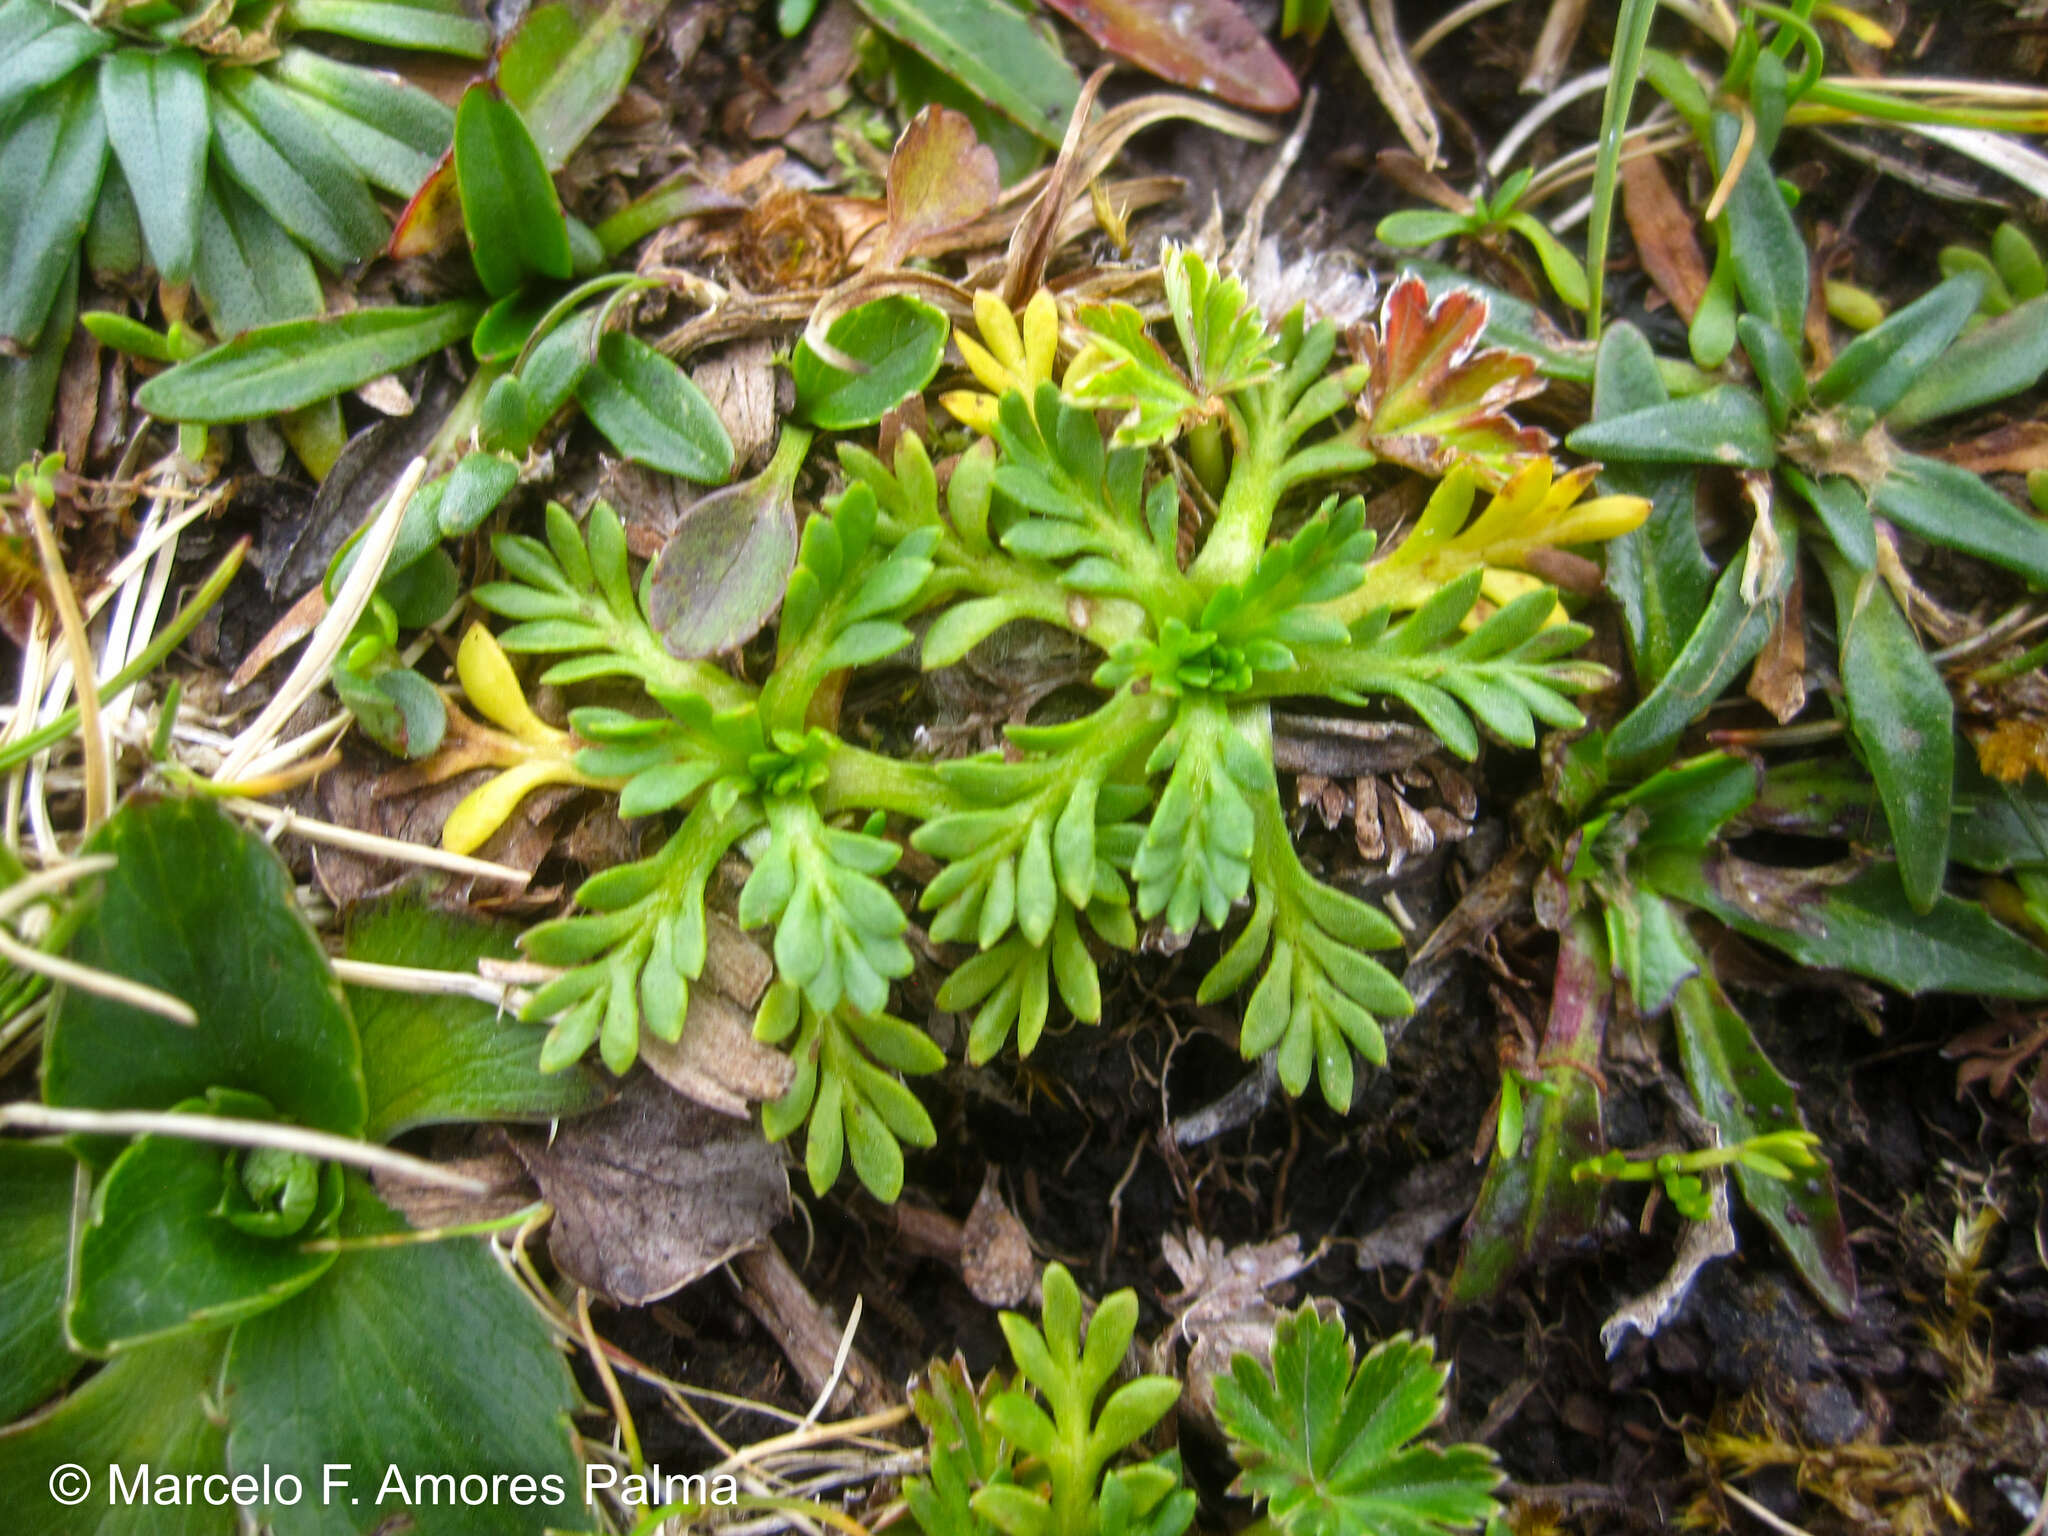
0 250 72 468
0 1332 233 1536
0 0 111 122
345 899 605 1141
793 295 949 430
1887 294 2048 430
453 83 572 298
1711 106 1807 346
1450 916 1607 1305
1812 273 1981 417
472 286 555 363
0 72 108 345
209 67 386 271
43 795 368 1140
576 330 734 481
1871 452 2048 586
283 0 492 58
1590 324 1713 689
69 1090 343 1354
1953 762 2048 873
1672 967 1856 1319
270 48 454 198
1607 512 1797 772
1748 755 2048 875
853 0 1082 145
1564 384 1776 469
647 426 808 658
85 158 143 279
0 1143 81 1421
193 171 325 335
1600 884 1698 1017
1820 550 1952 913
1643 847 2048 999
1613 750 1761 854
224 1182 585 1536
98 50 208 285
138 300 481 422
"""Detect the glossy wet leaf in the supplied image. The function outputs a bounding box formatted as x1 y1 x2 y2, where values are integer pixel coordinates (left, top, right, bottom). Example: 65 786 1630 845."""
1821 551 1952 913
68 1094 342 1354
454 83 573 297
223 1182 585 1536
137 301 481 422
43 796 368 1140
1040 0 1299 112
647 428 807 658
853 0 1082 145
0 72 107 344
98 50 208 284
347 899 604 1141
0 1143 80 1420
576 329 735 482
0 1333 232 1536
1672 969 1856 1318
793 294 949 430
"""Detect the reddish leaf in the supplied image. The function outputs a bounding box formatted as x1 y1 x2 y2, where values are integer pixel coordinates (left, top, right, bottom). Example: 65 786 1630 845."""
876 105 1000 269
1351 275 1550 484
1042 0 1299 113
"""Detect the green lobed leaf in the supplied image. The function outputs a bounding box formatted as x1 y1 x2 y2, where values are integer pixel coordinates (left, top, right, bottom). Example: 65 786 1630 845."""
137 301 481 422
576 329 735 482
346 899 606 1141
97 50 208 285
0 1332 233 1536
794 295 950 430
0 1143 81 1421
223 1181 586 1536
43 796 368 1140
68 1091 343 1354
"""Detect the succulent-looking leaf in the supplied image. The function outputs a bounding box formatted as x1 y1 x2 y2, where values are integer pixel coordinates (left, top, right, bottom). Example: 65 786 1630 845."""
1213 1307 1503 1536
794 294 950 430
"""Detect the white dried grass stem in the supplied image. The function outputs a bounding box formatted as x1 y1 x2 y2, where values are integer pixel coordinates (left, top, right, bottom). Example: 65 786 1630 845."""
217 457 427 781
330 958 528 1011
224 798 531 884
1488 66 1613 178
0 1103 490 1191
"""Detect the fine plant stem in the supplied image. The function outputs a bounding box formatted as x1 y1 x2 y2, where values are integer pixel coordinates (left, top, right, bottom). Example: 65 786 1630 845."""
820 746 960 822
0 538 248 776
0 1104 492 1192
26 499 110 832
1586 0 1662 338
297 1201 550 1253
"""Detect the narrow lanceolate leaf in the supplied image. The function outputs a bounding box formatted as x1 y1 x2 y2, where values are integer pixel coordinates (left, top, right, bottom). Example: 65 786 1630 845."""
1589 323 1712 688
852 0 1083 145
1040 0 1299 112
270 48 453 198
1886 294 2048 430
0 72 108 345
0 0 112 122
1871 452 2048 587
1672 969 1857 1319
192 170 325 335
1820 550 1952 914
283 0 492 58
0 249 73 467
454 83 573 296
1564 384 1776 469
1711 107 1807 345
576 330 735 482
98 50 209 284
210 68 387 270
138 301 481 421
1811 272 1982 417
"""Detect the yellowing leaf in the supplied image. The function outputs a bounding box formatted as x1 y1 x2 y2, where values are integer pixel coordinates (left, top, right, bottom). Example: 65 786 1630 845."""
457 623 565 747
940 288 1060 433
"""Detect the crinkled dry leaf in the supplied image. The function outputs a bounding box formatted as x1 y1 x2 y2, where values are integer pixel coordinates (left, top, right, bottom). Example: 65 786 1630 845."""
1599 1167 1737 1356
876 105 1001 269
960 1167 1036 1306
638 987 795 1117
1352 276 1551 483
512 1073 788 1306
1155 1229 1317 1420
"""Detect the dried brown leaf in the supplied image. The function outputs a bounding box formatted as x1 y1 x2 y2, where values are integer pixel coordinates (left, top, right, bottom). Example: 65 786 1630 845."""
960 1168 1036 1307
1623 153 1710 322
1040 0 1299 113
875 106 1000 270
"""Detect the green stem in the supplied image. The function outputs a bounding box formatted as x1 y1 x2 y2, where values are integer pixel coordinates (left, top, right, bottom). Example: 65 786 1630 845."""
0 539 248 775
820 744 961 821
